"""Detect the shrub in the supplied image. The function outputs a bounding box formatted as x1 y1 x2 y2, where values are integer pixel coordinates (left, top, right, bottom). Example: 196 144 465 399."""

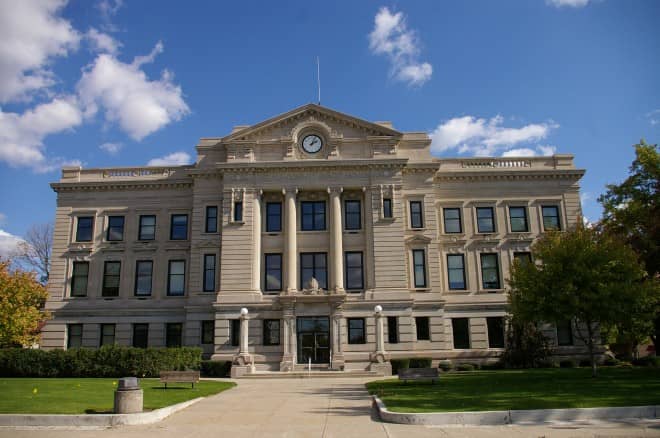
579 359 592 368
455 363 475 371
200 360 232 377
602 356 620 367
390 359 410 375
559 359 578 368
409 358 432 368
632 356 660 367
437 360 453 372
501 317 552 369
481 361 505 370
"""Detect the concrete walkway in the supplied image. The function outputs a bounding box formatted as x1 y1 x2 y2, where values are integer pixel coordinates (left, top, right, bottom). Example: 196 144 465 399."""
2 377 660 438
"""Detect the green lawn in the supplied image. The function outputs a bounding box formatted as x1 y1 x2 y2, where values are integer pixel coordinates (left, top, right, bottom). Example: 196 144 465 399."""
366 367 660 413
0 378 236 414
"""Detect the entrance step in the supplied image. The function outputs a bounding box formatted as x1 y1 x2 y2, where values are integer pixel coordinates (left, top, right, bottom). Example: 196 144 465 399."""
239 370 383 379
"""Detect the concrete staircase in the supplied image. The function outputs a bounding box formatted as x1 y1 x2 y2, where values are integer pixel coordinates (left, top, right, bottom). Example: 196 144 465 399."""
239 370 383 379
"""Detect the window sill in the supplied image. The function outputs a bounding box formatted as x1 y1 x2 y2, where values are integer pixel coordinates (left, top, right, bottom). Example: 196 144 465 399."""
411 287 431 292
165 294 186 298
229 220 244 225
200 232 220 236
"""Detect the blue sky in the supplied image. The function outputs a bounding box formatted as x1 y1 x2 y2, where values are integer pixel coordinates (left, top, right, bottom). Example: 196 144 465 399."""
0 0 659 253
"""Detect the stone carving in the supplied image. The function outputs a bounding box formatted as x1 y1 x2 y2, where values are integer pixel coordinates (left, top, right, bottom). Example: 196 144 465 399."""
302 277 326 295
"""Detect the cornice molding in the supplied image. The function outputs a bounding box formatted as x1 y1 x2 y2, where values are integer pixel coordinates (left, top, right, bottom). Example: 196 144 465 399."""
434 169 585 182
51 180 193 193
215 158 409 173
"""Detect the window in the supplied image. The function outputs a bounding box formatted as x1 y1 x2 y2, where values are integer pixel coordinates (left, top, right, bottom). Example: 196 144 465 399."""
71 261 89 297
513 252 532 266
67 324 83 349
263 319 280 346
233 201 243 222
133 323 148 348
76 216 94 242
102 261 121 297
170 214 188 240
447 254 466 290
476 207 495 233
138 215 156 240
203 254 216 292
300 252 327 290
231 319 240 347
509 207 529 232
556 320 574 346
266 202 282 232
487 317 505 348
480 253 501 289
167 260 186 296
409 201 423 228
201 320 214 344
412 249 427 288
301 201 326 231
166 323 182 348
106 216 124 241
344 252 364 291
387 316 398 344
205 206 218 233
264 254 282 292
344 200 361 230
542 206 561 231
443 208 462 233
452 318 470 349
134 260 153 296
100 323 115 346
383 198 393 219
416 316 430 340
348 318 365 344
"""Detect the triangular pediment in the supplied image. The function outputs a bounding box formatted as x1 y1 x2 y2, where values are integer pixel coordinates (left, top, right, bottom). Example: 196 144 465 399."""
405 234 432 245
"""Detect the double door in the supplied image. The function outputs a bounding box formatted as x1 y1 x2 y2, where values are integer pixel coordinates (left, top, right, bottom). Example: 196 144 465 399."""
297 317 330 364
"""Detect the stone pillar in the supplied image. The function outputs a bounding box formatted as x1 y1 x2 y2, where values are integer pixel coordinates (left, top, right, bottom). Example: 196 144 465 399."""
369 305 392 375
252 191 262 292
279 302 296 372
284 188 298 294
331 303 345 370
328 187 345 293
231 307 254 377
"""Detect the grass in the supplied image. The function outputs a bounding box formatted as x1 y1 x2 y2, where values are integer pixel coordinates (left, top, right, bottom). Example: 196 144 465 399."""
0 378 236 414
366 367 660 413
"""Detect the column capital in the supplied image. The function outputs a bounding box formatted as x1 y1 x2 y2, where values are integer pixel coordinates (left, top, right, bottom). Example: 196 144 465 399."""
327 186 343 195
283 187 298 195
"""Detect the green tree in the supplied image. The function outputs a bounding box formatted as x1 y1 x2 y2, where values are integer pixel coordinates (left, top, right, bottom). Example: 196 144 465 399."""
509 225 657 377
0 258 50 347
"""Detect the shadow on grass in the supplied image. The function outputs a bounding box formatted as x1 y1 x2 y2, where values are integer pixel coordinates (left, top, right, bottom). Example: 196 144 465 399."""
148 386 192 390
85 409 113 414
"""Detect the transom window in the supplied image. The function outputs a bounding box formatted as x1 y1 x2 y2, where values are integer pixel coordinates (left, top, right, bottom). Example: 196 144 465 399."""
409 201 424 228
480 253 501 289
167 260 186 296
170 214 188 240
102 261 121 297
263 319 280 346
509 206 529 232
542 206 561 231
300 252 327 290
138 215 156 240
134 260 153 296
348 318 366 344
412 249 427 288
76 216 94 242
443 208 462 233
106 216 124 241
266 202 282 232
301 201 326 231
447 254 466 290
205 206 218 233
476 207 495 233
264 253 282 292
344 200 361 230
71 261 89 297
344 251 364 291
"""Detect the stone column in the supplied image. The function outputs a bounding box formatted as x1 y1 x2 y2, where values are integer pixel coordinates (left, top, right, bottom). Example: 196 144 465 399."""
252 191 262 292
279 301 296 372
331 303 345 370
284 188 298 294
328 187 345 293
369 305 392 375
375 306 385 354
231 307 254 377
240 309 249 354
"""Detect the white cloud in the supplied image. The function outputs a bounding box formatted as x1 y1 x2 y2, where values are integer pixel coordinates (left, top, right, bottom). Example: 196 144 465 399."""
99 141 123 155
537 145 557 156
547 0 590 7
368 7 432 87
77 42 190 140
0 229 23 258
147 151 191 166
96 0 123 32
0 213 6 226
86 28 121 55
646 109 660 126
501 145 557 157
0 0 80 103
430 115 556 156
0 96 83 171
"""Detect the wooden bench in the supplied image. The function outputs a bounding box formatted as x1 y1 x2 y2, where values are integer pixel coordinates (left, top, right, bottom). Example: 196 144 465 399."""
398 367 439 384
159 371 200 388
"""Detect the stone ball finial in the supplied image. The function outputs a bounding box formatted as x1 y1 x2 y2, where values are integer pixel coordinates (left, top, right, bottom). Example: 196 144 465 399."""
240 307 248 316
374 305 383 314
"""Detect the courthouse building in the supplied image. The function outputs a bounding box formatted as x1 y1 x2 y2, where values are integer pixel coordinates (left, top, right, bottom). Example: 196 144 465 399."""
42 104 586 375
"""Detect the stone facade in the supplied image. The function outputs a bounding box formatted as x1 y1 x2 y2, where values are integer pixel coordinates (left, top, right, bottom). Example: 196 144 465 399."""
42 104 588 373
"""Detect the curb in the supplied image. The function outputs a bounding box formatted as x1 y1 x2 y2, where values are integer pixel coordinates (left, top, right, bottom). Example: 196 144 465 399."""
372 396 659 426
0 397 204 428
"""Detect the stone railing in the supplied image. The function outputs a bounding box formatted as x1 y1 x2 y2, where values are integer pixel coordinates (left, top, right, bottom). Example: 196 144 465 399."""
60 166 191 182
461 159 531 169
435 155 575 171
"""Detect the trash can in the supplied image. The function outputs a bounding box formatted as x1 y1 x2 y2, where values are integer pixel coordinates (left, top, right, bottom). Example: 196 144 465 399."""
114 377 143 414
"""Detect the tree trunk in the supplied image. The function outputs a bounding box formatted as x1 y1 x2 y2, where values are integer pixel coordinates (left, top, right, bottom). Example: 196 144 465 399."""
587 322 597 377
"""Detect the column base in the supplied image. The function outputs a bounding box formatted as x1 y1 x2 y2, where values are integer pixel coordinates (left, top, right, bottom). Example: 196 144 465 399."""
279 354 295 372
231 353 255 377
369 361 392 376
331 353 345 371
230 365 254 378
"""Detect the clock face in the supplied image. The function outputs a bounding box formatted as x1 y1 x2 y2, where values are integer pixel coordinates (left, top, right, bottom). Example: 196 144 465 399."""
302 134 323 154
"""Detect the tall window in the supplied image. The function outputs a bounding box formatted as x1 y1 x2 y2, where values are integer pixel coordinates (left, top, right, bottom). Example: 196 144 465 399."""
166 323 182 347
100 323 115 346
344 252 364 291
452 318 470 349
447 254 466 290
263 319 280 346
387 316 398 344
416 316 430 340
167 260 186 296
71 261 89 297
344 200 361 230
264 254 282 292
67 324 83 349
480 253 501 289
301 201 325 231
233 201 243 222
409 201 424 228
106 216 125 241
348 318 365 344
133 323 148 348
542 206 561 231
203 254 216 292
231 319 240 347
170 214 188 240
556 320 574 346
513 252 532 266
509 207 529 232
201 320 214 344
412 249 427 288
300 252 327 290
205 206 218 233
134 260 153 296
76 216 94 242
443 208 462 233
138 215 156 240
266 202 282 232
383 198 393 218
476 207 495 233
487 317 505 348
102 261 121 297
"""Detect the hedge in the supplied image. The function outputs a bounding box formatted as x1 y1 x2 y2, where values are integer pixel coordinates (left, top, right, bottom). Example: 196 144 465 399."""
409 358 432 368
200 360 232 377
632 356 660 367
0 345 202 378
390 359 409 375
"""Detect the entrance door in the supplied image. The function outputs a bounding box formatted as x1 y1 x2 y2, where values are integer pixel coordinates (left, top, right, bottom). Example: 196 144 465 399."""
297 317 330 364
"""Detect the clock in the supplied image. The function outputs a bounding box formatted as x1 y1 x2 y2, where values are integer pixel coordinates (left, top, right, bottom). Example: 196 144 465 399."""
301 134 323 154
